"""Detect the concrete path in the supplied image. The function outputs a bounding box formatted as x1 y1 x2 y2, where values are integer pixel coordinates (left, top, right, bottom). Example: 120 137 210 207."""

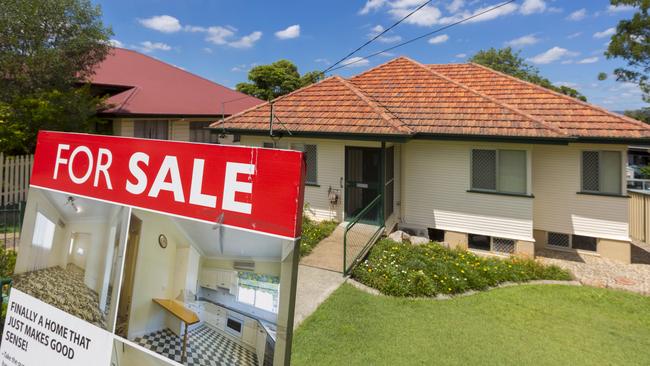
293 264 346 328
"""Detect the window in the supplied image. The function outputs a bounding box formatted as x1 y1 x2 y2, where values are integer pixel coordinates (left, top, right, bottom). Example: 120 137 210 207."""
582 151 622 194
428 228 445 242
236 272 280 313
291 144 318 185
190 121 219 144
471 149 527 195
32 212 55 249
134 120 169 140
547 232 597 252
468 234 515 254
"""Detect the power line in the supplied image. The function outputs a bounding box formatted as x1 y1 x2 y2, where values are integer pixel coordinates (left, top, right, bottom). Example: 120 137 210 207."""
326 0 518 73
322 0 432 74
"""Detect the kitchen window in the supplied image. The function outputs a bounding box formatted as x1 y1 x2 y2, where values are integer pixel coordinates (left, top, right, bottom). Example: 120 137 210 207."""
471 149 527 195
32 212 55 249
190 121 219 144
581 151 622 195
236 272 280 313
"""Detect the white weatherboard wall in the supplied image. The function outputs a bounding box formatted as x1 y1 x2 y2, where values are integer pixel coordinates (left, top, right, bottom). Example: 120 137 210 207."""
239 136 399 223
400 140 534 241
533 143 629 241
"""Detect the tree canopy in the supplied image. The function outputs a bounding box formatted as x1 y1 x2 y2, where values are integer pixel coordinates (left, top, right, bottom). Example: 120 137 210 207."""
236 60 324 100
605 0 650 102
469 47 587 101
0 0 112 153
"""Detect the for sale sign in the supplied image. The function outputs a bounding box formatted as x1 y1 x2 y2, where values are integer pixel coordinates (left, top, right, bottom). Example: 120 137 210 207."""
1 131 305 366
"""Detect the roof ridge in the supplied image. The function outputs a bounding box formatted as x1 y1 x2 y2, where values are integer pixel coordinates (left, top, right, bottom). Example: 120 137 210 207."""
399 57 568 137
346 56 410 82
335 76 414 135
468 62 650 130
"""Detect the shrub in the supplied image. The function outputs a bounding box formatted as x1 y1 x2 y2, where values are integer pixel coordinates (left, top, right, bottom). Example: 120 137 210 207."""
353 239 572 297
300 215 338 257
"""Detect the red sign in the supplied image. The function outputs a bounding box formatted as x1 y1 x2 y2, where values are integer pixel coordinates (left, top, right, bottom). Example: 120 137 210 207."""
31 131 305 239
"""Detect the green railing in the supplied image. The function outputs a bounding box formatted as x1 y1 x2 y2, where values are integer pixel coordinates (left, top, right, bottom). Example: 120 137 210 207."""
343 195 384 275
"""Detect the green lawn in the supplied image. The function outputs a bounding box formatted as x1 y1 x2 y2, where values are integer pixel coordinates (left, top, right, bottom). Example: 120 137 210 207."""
292 284 650 365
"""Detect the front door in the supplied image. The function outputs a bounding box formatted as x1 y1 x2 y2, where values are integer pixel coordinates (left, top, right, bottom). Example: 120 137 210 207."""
345 147 381 224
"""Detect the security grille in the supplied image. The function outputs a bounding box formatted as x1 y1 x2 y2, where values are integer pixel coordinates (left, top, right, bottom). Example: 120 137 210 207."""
547 232 570 248
304 144 318 184
582 151 600 192
492 237 515 254
472 149 497 191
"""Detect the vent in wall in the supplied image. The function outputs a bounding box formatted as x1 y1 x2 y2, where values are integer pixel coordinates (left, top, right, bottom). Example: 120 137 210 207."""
548 232 570 248
233 261 255 271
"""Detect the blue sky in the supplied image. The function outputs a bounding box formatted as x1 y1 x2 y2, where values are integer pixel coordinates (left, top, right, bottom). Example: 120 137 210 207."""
97 0 645 110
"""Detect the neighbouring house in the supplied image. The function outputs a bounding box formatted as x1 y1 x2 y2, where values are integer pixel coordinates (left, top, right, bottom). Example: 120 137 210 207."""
211 56 650 264
88 48 262 142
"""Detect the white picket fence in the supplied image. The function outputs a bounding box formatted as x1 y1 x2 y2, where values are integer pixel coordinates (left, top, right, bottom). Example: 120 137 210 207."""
0 153 34 206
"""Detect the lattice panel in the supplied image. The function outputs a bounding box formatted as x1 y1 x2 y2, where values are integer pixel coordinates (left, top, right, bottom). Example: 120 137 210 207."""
472 150 497 190
492 237 515 254
304 144 318 184
547 232 570 248
582 151 600 191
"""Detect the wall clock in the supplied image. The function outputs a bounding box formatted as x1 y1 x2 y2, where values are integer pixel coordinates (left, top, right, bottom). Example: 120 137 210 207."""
158 234 168 249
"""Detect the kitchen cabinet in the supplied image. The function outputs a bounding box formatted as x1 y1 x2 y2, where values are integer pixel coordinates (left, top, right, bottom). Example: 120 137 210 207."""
256 326 266 362
202 302 227 330
242 317 257 347
200 268 237 294
199 269 218 290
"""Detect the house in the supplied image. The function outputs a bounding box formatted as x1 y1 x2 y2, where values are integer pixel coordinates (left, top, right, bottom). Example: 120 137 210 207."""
88 48 262 142
211 56 650 264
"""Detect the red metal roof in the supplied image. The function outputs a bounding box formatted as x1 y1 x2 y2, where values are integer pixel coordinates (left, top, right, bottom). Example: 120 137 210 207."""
89 48 262 117
214 56 650 141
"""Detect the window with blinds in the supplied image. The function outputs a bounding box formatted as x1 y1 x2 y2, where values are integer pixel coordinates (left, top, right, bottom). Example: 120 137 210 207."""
471 149 527 195
190 121 218 143
581 151 621 194
134 120 169 140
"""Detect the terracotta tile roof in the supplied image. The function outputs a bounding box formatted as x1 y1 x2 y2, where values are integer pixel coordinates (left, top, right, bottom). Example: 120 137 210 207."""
90 48 262 117
214 56 650 140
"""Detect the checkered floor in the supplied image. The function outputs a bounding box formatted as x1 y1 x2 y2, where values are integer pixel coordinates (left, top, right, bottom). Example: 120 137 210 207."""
133 325 258 366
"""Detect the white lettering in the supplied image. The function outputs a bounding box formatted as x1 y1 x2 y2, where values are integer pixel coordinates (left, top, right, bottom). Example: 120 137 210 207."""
148 156 185 202
126 152 149 194
53 144 70 179
93 148 113 189
222 162 255 214
189 159 217 208
68 146 93 184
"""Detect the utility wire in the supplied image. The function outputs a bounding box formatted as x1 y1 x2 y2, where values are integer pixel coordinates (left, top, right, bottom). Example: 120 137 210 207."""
326 0 518 73
322 0 432 74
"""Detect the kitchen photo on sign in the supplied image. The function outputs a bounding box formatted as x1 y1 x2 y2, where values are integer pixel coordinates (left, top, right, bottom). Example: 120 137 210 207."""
113 207 295 366
12 187 130 332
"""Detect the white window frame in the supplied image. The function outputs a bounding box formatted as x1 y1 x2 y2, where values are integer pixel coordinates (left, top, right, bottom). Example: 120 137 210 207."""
470 149 531 195
291 143 318 185
236 279 280 314
32 211 56 249
580 150 624 195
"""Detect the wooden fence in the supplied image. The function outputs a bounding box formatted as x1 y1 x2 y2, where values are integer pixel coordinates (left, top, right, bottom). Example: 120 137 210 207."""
629 190 650 245
0 153 34 206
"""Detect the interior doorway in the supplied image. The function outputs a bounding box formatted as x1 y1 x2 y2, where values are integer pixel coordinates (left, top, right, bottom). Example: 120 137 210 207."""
115 214 142 338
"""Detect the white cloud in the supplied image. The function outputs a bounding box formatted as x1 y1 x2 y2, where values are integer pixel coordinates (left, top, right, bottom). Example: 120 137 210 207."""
108 39 123 48
359 0 386 15
577 56 599 64
428 34 449 44
567 32 582 39
528 46 578 64
554 81 578 88
606 4 636 13
368 25 402 43
455 53 467 58
341 56 370 68
202 47 213 54
275 25 300 40
447 0 465 13
567 8 587 21
138 15 182 33
228 31 262 49
390 5 442 27
231 63 258 72
462 3 519 24
136 41 172 53
505 34 540 47
519 0 546 15
315 58 331 65
205 26 235 45
594 27 615 38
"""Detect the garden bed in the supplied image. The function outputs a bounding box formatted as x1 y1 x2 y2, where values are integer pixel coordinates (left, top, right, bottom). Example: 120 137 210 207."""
300 216 338 257
352 239 571 297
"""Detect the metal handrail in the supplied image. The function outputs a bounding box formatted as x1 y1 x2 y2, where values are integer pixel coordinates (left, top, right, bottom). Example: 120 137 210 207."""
343 194 384 275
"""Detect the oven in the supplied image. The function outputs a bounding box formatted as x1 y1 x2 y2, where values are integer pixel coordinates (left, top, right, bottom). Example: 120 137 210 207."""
225 313 243 338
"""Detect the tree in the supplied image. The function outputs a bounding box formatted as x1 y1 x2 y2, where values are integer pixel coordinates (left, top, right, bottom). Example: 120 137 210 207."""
624 107 650 123
0 0 112 153
470 47 587 101
605 0 650 102
236 60 324 100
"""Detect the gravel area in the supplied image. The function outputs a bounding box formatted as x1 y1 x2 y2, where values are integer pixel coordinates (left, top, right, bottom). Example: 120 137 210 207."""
536 243 650 295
